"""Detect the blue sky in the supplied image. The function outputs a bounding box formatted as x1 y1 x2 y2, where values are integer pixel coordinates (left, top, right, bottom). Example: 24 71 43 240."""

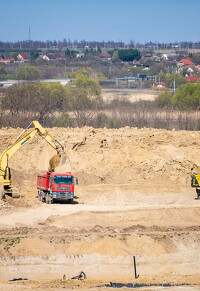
1 0 200 43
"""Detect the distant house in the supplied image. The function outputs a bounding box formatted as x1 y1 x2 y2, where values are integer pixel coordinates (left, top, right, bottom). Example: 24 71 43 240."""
161 53 177 61
168 53 177 60
178 58 194 68
76 53 85 58
17 54 29 61
196 65 200 71
142 67 150 71
100 52 111 59
46 54 56 60
153 82 166 88
138 73 147 80
133 60 142 67
152 55 160 62
161 54 168 61
187 67 194 73
0 59 10 64
0 54 8 63
185 77 200 83
41 55 50 61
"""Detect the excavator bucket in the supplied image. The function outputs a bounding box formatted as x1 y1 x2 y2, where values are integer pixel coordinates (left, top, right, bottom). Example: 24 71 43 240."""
3 186 20 198
48 153 70 172
11 187 20 198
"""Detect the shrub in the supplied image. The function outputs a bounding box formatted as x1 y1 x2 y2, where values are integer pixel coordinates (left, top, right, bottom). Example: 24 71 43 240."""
174 83 200 110
155 92 173 108
53 114 74 127
94 113 124 128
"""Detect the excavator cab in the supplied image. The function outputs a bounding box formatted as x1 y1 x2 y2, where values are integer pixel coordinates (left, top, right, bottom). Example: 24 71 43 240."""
191 168 200 199
191 168 200 187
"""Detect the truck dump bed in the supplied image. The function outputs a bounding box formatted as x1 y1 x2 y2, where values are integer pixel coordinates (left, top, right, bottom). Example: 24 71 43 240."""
37 172 50 191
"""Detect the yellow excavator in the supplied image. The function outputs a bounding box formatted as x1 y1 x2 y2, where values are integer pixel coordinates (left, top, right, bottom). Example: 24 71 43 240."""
0 121 69 198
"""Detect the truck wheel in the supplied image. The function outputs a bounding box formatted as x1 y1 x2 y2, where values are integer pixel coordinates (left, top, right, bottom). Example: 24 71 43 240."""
45 196 49 204
38 191 41 201
46 194 53 204
39 191 44 202
49 195 53 204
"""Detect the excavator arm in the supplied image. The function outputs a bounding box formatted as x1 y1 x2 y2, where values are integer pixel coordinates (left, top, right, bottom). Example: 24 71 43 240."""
0 121 68 197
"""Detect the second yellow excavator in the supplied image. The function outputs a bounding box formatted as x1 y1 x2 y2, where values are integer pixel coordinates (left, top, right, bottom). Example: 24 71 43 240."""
0 121 69 198
191 168 200 199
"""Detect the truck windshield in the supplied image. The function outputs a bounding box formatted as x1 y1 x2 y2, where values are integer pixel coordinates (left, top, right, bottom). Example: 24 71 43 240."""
54 176 73 185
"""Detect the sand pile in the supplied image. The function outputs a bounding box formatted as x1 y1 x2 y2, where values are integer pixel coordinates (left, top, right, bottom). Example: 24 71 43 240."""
61 235 169 257
48 153 70 172
0 126 199 205
11 238 55 257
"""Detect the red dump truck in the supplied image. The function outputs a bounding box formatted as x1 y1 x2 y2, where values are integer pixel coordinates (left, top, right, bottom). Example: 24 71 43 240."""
37 172 78 204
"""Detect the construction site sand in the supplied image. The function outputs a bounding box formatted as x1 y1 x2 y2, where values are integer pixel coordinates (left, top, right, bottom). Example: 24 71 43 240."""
0 126 200 290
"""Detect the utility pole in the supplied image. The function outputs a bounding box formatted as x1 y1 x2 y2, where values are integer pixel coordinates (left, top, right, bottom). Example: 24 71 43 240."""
29 26 31 42
64 64 67 78
173 78 176 92
116 78 118 89
28 27 31 66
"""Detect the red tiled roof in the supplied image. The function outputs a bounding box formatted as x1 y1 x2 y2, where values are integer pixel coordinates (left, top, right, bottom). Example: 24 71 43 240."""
20 54 29 59
100 52 111 58
185 77 200 83
179 58 193 65
47 54 56 59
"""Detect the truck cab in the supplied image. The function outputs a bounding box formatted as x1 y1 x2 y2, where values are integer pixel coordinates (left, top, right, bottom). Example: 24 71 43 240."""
37 172 78 203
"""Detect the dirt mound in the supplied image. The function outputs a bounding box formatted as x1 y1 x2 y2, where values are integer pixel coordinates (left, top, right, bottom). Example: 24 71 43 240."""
48 153 70 172
46 205 200 230
62 235 170 257
11 237 56 257
0 126 198 207
0 126 198 188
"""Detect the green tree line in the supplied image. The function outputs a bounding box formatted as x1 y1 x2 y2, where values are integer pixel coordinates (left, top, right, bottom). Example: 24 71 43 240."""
2 73 102 127
155 82 200 110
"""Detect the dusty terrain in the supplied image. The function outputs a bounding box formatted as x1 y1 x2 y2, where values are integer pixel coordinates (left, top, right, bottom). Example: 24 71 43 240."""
0 126 200 290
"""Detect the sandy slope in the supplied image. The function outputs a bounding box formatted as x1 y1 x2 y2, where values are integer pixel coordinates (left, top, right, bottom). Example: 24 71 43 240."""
0 126 200 290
